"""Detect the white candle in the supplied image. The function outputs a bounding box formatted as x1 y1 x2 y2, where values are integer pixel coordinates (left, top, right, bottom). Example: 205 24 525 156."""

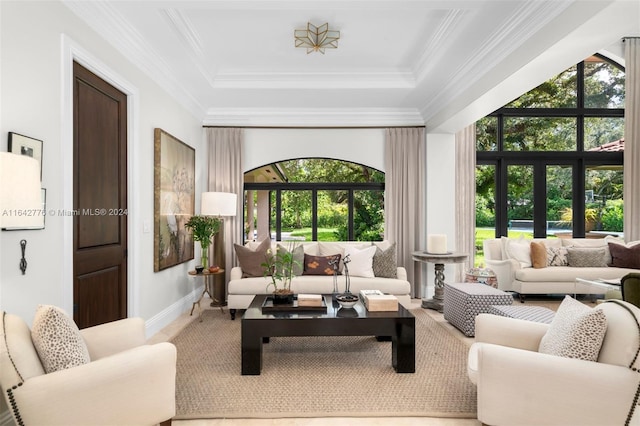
427 234 447 254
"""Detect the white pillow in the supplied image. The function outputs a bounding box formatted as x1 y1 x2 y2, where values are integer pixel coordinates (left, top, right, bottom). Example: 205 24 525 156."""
539 296 607 362
501 236 532 268
343 245 377 278
31 305 91 373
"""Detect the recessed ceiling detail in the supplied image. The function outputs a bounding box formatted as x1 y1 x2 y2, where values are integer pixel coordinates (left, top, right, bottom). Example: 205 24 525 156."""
294 22 340 54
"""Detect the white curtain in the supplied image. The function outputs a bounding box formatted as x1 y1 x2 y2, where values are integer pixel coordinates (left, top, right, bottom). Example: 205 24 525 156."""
206 127 244 274
455 123 476 280
384 127 426 298
625 38 640 242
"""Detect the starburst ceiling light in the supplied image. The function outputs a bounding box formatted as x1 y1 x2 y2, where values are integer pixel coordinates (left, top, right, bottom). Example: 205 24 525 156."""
294 22 340 54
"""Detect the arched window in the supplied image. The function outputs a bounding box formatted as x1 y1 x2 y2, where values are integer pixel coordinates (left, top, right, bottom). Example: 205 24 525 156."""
476 54 624 252
244 158 385 242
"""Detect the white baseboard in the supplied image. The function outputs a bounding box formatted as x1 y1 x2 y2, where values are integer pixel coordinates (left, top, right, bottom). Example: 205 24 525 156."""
144 285 202 339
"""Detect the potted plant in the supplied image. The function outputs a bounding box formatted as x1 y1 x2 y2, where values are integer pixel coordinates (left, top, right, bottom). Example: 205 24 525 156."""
261 243 301 304
184 215 220 270
560 207 599 232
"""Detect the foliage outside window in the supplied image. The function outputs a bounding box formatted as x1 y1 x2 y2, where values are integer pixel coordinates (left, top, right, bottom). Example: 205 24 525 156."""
475 54 624 265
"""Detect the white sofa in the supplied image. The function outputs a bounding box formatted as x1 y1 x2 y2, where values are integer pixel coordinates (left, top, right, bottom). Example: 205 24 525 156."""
227 240 412 319
467 300 640 425
483 236 639 301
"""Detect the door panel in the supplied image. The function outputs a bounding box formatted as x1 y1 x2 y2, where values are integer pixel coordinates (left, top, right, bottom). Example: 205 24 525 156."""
73 62 127 329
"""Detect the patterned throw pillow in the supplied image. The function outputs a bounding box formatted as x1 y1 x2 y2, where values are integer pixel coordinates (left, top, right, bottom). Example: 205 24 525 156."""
373 242 397 278
234 238 271 277
546 246 568 266
539 296 607 362
566 247 608 267
31 305 90 373
303 254 341 275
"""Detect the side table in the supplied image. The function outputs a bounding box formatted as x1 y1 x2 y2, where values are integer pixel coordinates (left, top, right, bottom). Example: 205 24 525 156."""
188 269 225 321
412 251 468 312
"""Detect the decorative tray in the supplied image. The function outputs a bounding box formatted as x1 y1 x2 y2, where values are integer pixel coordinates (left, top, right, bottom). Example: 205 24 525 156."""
261 295 327 313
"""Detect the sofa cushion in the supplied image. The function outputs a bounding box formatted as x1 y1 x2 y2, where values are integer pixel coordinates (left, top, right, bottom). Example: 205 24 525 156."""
1 313 46 384
608 243 640 269
373 242 397 278
516 266 636 283
303 254 341 275
566 247 608 267
234 238 271 277
539 296 607 362
563 238 612 264
31 305 91 373
596 300 640 368
501 236 533 268
530 241 547 269
344 245 377 278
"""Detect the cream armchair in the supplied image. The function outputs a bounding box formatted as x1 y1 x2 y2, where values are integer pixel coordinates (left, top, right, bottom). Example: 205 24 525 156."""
1 311 177 426
467 300 640 426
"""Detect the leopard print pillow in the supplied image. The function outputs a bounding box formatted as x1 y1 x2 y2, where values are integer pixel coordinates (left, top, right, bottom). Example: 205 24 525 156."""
31 305 90 373
539 296 607 361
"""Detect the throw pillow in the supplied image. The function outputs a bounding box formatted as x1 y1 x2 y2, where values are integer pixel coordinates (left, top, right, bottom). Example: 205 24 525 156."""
538 295 607 362
276 243 304 276
547 246 568 266
373 242 397 278
303 254 341 276
501 236 532 268
318 242 346 273
344 245 377 278
31 305 91 373
566 247 608 267
608 243 640 269
234 238 271 277
530 241 547 269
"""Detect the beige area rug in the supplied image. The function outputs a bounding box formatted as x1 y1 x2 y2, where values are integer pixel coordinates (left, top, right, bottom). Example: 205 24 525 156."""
170 308 477 419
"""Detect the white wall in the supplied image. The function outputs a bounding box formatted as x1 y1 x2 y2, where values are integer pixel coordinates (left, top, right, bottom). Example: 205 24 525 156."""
0 1 205 332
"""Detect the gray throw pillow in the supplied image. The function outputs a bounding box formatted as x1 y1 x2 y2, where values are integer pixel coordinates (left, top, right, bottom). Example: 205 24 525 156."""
539 295 607 362
566 247 607 267
276 243 304 276
234 238 271 277
373 242 397 278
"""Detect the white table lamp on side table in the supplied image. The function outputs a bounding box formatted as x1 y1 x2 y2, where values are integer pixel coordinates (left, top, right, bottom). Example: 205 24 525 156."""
201 191 237 307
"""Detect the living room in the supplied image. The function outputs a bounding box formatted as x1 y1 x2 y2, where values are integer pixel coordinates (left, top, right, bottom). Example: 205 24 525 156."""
1 1 639 425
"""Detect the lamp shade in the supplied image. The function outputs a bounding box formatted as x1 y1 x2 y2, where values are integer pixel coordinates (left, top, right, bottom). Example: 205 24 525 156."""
0 152 42 228
201 192 237 217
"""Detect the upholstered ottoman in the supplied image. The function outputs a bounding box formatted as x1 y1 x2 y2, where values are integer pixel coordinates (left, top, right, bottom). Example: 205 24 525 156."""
487 305 555 324
444 283 513 336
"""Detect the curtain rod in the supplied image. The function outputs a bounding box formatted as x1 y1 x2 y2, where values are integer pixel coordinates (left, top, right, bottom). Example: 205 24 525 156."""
202 125 426 130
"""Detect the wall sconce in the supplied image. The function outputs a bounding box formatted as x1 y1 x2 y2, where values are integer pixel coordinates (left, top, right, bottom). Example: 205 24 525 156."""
1 152 42 274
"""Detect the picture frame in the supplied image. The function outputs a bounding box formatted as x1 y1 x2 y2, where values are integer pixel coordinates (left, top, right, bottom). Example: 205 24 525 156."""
153 128 195 271
2 188 46 231
8 132 43 180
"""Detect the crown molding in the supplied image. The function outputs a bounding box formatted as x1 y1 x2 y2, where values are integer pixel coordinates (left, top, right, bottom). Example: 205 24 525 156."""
202 108 425 127
62 0 205 119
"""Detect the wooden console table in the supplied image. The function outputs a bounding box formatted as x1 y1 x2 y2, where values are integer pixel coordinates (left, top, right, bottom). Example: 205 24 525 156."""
412 251 468 312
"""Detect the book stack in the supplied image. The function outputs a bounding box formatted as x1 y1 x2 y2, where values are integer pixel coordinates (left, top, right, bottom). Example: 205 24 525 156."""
297 294 323 307
359 290 398 311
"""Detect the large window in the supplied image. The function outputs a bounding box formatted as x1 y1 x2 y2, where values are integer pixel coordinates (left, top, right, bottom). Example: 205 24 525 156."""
244 158 384 242
476 54 625 262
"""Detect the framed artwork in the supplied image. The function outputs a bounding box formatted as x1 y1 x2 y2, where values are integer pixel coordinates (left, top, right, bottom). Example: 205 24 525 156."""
2 188 46 231
8 132 43 180
154 128 195 271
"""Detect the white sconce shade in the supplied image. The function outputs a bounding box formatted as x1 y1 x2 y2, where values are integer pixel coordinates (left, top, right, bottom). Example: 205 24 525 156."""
201 192 237 217
0 152 42 228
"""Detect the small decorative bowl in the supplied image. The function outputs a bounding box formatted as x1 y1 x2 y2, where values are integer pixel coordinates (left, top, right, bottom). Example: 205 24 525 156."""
195 266 204 274
336 293 359 309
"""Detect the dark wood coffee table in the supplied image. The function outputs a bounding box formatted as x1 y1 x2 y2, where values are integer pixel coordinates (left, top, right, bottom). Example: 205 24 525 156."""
241 294 415 375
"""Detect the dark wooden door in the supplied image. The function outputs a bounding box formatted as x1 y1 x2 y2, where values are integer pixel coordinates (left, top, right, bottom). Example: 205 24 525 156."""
73 62 128 329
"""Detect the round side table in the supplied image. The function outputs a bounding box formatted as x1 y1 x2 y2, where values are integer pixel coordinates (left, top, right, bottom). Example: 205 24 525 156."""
412 251 468 312
188 269 225 321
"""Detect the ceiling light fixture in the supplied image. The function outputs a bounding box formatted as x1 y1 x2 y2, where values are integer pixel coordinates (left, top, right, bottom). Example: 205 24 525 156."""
294 22 340 54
